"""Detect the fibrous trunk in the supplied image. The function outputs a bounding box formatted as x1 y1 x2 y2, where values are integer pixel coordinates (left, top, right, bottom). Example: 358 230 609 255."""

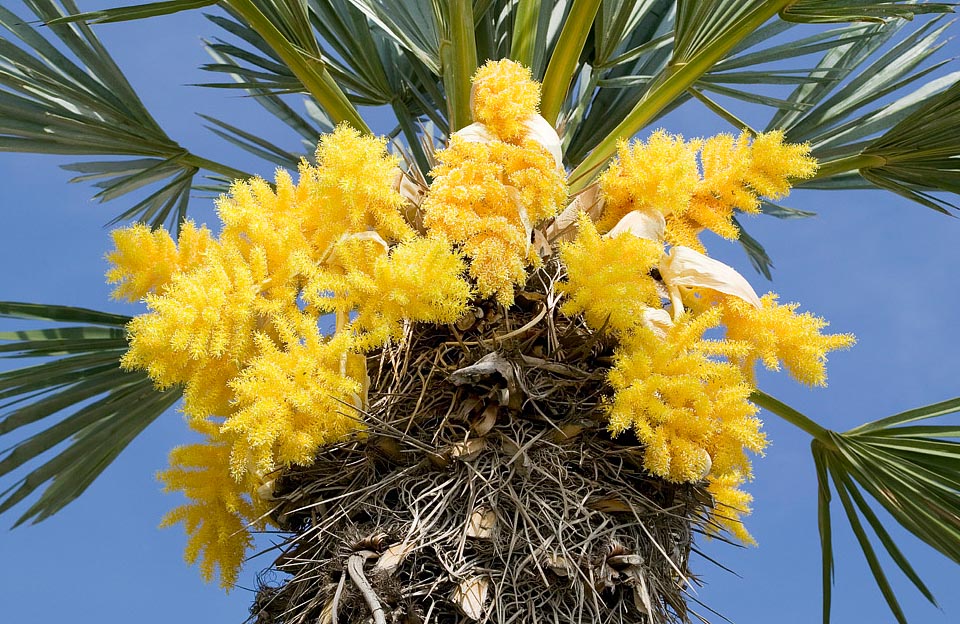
252 261 712 624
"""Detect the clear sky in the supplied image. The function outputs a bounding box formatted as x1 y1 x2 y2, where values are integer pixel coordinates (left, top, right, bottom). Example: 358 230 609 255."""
0 3 958 623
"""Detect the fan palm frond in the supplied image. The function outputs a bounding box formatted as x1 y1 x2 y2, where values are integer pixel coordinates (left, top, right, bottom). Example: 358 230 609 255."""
775 15 956 170
782 0 955 23
0 0 249 231
49 0 369 131
753 391 960 624
827 79 960 212
568 0 956 189
0 302 180 526
45 0 216 23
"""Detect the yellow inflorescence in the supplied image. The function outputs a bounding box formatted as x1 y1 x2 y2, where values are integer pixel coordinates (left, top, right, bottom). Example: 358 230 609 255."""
471 59 541 141
707 470 756 545
558 214 663 334
598 130 817 249
423 59 566 306
718 293 856 386
106 220 213 301
561 128 848 542
158 419 260 589
424 137 565 304
675 130 817 246
110 124 470 587
597 131 702 232
110 60 850 577
225 331 361 480
607 309 766 484
303 235 473 350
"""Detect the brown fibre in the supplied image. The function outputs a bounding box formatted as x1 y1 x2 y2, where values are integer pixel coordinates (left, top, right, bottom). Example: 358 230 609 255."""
249 259 719 624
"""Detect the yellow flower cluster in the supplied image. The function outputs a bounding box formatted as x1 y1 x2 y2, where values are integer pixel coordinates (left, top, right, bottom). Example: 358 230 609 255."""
607 309 765 484
423 60 566 305
158 419 260 589
560 130 848 542
339 236 472 348
598 130 817 249
707 470 756 545
109 125 471 587
306 221 471 350
558 215 663 332
710 293 855 386
470 59 541 141
224 331 361 480
106 220 213 301
597 131 702 232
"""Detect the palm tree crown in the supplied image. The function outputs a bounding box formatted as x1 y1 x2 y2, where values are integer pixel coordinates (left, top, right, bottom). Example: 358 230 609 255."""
1 2 958 623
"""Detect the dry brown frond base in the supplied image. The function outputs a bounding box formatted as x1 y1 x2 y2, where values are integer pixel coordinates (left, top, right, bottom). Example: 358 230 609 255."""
251 261 717 624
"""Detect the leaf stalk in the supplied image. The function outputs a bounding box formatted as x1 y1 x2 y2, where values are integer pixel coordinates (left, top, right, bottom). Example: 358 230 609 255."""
227 0 369 133
442 0 478 132
510 0 541 67
540 0 603 125
812 153 888 180
177 153 254 182
751 390 837 448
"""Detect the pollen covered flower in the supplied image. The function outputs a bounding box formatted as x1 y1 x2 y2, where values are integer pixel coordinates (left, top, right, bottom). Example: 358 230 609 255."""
596 130 816 249
424 135 565 305
559 214 663 334
305 234 472 350
706 470 756 545
606 309 766 484
224 331 362 480
106 220 213 301
718 293 856 386
120 242 260 413
471 59 541 142
297 124 413 250
669 130 817 248
158 418 260 589
215 172 313 290
423 59 566 306
597 131 702 232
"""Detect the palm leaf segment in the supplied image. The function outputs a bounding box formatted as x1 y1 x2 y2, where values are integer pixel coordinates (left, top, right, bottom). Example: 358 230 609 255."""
0 302 180 527
1 2 959 624
0 0 250 232
753 392 960 624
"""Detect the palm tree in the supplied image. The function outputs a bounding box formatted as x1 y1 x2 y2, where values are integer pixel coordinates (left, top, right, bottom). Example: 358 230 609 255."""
1 1 958 623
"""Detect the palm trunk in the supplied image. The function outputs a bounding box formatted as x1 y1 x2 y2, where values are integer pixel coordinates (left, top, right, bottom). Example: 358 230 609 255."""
252 262 711 624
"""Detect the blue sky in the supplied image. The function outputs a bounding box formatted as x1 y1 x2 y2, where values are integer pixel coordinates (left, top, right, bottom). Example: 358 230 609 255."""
0 3 958 622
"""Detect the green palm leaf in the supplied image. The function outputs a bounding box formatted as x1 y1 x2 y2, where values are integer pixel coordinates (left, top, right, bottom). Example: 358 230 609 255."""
778 17 953 150
45 0 216 24
754 391 960 624
345 0 441 75
0 0 248 232
201 1 440 171
0 303 179 527
802 73 960 211
854 79 960 212
782 0 955 23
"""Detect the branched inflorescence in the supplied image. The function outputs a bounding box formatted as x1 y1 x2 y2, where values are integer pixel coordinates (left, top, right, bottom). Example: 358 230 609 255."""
108 127 471 588
107 59 852 610
561 130 852 542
